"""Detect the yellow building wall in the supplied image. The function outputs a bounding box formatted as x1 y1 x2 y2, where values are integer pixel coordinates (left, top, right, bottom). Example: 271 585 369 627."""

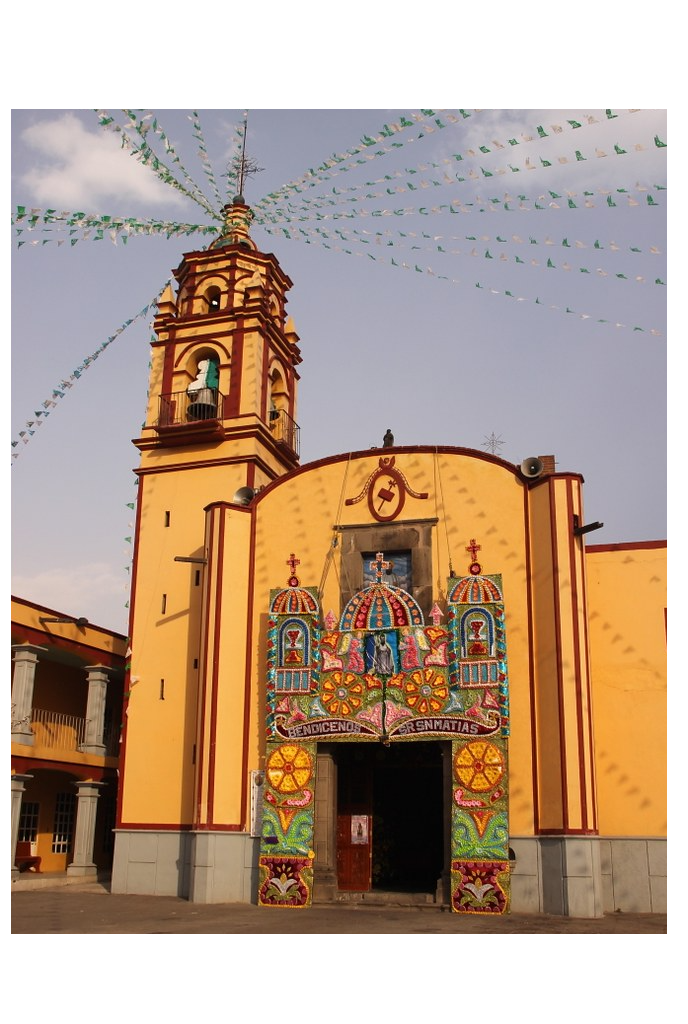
586 542 667 836
28 770 83 873
524 481 562 829
122 445 285 824
239 332 263 418
123 447 667 844
248 449 536 835
197 505 254 827
120 466 215 825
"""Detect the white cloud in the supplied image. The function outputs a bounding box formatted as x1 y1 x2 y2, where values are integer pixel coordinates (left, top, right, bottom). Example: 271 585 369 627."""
11 561 130 634
19 112 190 212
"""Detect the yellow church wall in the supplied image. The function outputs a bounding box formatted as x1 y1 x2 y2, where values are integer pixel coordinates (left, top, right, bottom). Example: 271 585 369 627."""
121 442 630 842
121 465 230 824
585 542 667 836
142 342 165 431
526 480 565 830
247 448 537 835
204 507 254 826
123 406 299 826
238 328 263 418
135 434 290 484
550 477 588 831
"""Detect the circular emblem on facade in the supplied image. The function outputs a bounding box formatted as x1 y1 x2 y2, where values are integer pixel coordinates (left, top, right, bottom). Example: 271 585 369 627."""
453 741 505 792
367 465 407 522
266 743 313 793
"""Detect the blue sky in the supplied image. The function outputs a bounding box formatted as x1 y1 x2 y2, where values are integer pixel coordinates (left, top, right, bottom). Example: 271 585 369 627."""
11 108 667 634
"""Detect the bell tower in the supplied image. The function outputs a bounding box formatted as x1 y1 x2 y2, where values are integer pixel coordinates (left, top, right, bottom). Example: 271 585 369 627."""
116 201 302 848
135 196 301 490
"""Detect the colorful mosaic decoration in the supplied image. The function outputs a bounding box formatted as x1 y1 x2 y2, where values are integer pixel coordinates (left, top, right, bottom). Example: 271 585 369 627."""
262 546 511 913
450 736 510 913
257 740 316 908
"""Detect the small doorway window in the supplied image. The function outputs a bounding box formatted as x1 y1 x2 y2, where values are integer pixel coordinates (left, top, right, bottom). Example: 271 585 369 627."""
18 801 39 843
52 792 76 854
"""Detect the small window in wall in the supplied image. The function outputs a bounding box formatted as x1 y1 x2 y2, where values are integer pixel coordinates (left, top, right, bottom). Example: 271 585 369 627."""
52 792 76 854
362 550 412 591
206 286 221 311
18 801 39 843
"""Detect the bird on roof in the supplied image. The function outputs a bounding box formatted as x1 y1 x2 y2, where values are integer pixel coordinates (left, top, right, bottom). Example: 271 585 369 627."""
383 428 394 447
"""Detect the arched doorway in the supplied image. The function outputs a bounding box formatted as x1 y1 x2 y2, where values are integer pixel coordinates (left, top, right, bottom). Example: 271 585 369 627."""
334 741 445 894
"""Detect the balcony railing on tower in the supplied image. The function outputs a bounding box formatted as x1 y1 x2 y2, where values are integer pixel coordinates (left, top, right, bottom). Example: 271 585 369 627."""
156 390 300 457
269 408 300 458
158 388 224 427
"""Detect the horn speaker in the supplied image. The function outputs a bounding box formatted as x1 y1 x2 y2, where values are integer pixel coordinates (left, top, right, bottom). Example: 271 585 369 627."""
232 486 256 506
520 457 545 478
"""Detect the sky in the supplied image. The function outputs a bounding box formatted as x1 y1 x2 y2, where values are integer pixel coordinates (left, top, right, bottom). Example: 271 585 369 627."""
10 107 667 636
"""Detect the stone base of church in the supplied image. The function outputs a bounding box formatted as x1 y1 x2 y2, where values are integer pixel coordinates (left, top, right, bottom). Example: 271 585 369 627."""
111 830 666 914
510 836 666 916
111 829 260 903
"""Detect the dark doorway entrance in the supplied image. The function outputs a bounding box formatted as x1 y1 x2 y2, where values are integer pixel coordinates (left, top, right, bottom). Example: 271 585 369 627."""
335 741 444 894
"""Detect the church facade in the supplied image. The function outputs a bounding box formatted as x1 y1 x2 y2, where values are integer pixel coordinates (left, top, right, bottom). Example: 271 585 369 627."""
111 200 666 916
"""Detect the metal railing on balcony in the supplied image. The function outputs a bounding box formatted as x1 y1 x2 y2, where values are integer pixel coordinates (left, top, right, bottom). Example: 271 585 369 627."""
156 390 299 455
159 388 224 427
269 408 300 458
29 708 119 757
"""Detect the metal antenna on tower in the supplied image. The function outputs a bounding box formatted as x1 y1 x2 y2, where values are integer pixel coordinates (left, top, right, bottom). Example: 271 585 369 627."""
234 112 264 200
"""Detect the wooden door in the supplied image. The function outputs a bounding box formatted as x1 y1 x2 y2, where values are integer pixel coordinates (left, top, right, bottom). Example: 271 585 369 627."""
336 760 372 891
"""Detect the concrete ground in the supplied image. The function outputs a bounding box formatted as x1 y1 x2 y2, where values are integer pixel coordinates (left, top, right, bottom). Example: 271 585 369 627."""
11 875 667 934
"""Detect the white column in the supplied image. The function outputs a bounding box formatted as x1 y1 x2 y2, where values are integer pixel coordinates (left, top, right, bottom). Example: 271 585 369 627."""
11 773 34 877
67 781 106 877
11 645 46 744
79 666 109 756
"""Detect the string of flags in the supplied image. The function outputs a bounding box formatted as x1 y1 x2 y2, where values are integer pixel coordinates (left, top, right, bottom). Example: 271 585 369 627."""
256 180 665 230
95 109 221 221
259 220 664 336
254 109 458 212
12 206 218 246
189 110 224 211
120 330 158 618
11 107 665 643
263 219 665 287
254 108 652 212
122 109 219 221
303 223 663 260
12 108 666 459
11 282 170 462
